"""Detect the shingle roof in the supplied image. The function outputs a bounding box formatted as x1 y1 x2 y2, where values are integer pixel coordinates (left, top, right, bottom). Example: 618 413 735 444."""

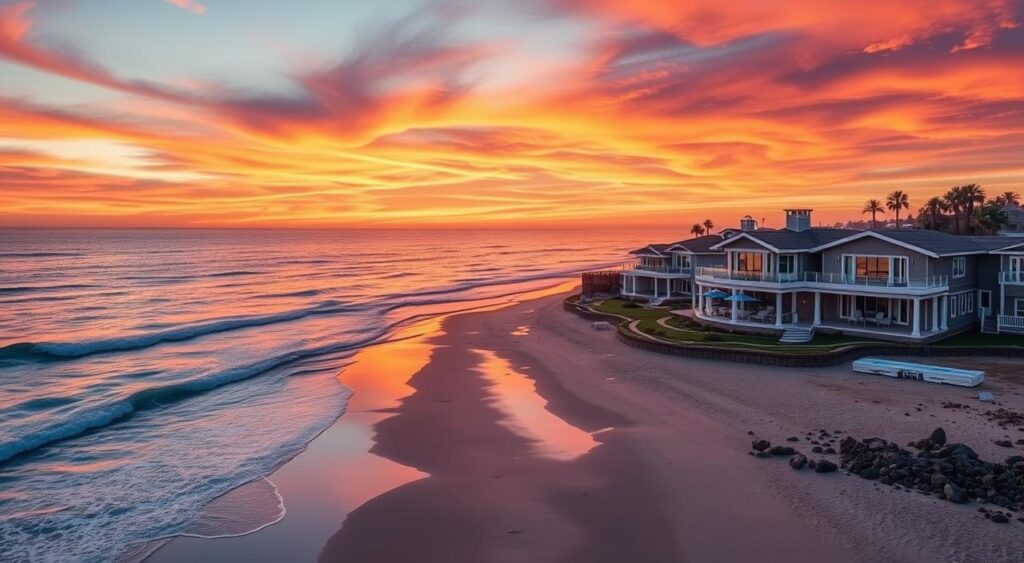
669 235 725 253
869 229 992 254
716 228 860 251
629 243 672 256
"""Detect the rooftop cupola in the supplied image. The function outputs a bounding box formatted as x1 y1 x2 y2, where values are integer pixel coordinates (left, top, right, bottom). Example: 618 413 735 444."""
784 209 812 232
740 215 758 232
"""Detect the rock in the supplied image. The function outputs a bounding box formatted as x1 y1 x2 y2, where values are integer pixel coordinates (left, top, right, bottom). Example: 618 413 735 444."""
814 460 838 473
755 451 771 458
995 440 1013 448
812 446 823 454
769 445 796 456
786 436 800 442
990 513 1009 523
839 436 858 454
861 466 880 480
929 428 947 446
1006 456 1024 465
789 454 808 470
930 474 948 487
824 447 836 455
752 439 771 452
944 482 967 503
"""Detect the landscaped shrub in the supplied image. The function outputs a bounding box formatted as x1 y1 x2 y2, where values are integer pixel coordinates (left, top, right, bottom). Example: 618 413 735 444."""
622 301 641 309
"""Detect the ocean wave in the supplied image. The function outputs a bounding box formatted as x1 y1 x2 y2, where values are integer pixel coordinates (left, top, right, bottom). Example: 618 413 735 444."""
0 327 382 465
0 300 354 362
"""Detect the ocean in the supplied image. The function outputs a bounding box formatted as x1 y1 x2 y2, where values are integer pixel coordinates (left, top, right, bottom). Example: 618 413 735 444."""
0 228 664 562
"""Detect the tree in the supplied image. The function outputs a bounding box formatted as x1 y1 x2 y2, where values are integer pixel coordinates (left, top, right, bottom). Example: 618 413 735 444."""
959 183 986 233
971 202 1009 235
703 219 715 235
918 197 947 230
995 191 1021 207
861 199 885 228
690 224 704 237
886 190 909 228
943 186 965 234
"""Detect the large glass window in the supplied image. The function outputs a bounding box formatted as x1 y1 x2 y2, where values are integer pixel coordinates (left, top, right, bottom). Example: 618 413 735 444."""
1016 299 1024 317
734 252 763 273
778 255 796 274
856 256 889 280
952 257 965 278
840 296 910 324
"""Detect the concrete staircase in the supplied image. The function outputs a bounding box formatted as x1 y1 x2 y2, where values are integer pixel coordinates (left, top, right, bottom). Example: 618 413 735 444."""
779 327 814 344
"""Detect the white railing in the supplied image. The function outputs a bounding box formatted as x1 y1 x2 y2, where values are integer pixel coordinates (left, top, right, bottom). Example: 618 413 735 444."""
1000 272 1024 284
998 315 1024 331
629 260 691 274
696 268 948 289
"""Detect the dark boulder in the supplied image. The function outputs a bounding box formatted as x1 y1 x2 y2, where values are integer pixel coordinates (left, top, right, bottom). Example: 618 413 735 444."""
929 428 947 446
814 460 838 473
789 454 808 470
752 439 771 452
769 445 796 456
994 440 1013 448
990 513 1009 524
944 482 967 503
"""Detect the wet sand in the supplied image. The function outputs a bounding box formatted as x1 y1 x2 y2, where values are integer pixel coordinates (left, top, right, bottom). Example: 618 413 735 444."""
150 289 1024 562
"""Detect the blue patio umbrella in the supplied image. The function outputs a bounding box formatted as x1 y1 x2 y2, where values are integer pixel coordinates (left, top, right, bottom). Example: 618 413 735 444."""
724 293 760 303
702 290 730 299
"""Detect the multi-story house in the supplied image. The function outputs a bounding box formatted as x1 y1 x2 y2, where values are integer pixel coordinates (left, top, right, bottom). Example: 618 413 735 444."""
622 235 726 304
624 209 1024 342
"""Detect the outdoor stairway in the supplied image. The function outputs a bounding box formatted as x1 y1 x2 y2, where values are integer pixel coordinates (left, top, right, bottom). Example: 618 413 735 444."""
779 327 814 344
981 316 998 334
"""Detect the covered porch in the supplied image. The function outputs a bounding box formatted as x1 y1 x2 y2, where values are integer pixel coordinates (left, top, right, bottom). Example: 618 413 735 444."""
691 284 949 342
622 273 693 301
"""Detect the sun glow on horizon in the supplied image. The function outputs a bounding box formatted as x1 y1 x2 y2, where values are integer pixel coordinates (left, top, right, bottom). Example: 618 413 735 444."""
0 0 1022 229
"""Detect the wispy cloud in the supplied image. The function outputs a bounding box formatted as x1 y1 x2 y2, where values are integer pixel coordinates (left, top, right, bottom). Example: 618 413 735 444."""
161 0 206 15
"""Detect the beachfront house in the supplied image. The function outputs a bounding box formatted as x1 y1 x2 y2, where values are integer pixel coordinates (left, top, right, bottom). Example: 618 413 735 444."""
622 235 726 304
624 209 1024 342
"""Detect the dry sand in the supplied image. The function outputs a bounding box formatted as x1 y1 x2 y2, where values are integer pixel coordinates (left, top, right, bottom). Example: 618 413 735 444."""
150 289 1024 562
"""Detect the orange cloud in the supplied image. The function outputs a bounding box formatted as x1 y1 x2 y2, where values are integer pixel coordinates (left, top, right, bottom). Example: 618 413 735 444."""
161 0 206 15
0 1 1022 228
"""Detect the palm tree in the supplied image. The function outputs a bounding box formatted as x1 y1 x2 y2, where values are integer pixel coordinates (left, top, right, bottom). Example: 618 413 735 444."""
886 190 909 228
943 186 965 234
690 224 704 237
971 202 1009 235
702 219 715 235
995 191 1021 207
861 199 885 228
959 183 986 233
919 197 947 230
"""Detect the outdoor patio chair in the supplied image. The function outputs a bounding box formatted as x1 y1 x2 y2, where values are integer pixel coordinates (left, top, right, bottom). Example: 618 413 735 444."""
849 309 864 325
877 313 892 327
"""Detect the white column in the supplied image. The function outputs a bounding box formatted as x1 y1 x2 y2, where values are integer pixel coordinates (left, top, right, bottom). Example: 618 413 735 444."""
731 290 738 322
912 298 921 337
665 279 671 299
791 292 798 323
775 292 783 327
932 296 939 332
941 295 948 330
813 292 822 326
653 279 659 299
692 284 698 310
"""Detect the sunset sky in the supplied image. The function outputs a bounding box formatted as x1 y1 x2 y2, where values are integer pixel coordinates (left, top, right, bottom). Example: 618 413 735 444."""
1 0 1022 228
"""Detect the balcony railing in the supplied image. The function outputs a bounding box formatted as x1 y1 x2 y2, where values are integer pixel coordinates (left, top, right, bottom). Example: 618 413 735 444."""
696 267 948 289
1000 272 1024 284
629 260 692 274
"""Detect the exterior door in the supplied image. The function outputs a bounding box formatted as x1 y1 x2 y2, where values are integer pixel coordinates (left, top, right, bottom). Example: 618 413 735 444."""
979 290 992 319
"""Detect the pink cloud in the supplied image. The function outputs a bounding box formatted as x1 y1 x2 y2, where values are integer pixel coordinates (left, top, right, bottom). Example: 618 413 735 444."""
161 0 206 15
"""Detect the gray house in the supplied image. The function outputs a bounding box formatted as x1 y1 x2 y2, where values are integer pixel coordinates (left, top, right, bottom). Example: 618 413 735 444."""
622 235 726 304
626 209 1024 342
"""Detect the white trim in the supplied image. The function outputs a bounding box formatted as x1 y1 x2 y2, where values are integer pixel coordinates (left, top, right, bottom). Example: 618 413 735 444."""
952 256 966 278
709 232 784 252
809 230 940 258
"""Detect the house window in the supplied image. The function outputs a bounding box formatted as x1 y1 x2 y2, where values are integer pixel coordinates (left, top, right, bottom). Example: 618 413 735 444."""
838 296 909 325
1016 299 1024 317
734 252 763 273
778 255 796 276
677 254 691 269
950 290 973 318
855 256 889 280
952 257 966 278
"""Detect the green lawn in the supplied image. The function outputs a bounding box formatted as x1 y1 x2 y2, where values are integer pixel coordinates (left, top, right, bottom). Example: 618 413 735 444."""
589 298 675 320
933 330 1024 347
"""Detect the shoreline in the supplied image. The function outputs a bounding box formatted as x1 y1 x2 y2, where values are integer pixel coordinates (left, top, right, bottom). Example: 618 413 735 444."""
149 288 1023 562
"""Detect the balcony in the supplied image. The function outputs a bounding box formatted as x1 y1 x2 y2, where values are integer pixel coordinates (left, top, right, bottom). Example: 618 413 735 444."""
1000 272 1024 285
627 260 692 275
696 267 948 292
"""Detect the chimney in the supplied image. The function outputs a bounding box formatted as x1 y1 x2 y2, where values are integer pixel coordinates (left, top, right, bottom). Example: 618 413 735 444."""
784 209 812 232
740 215 757 232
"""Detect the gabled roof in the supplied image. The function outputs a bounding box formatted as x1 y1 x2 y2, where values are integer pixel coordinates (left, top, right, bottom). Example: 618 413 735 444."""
667 235 725 254
710 228 860 252
629 243 672 256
